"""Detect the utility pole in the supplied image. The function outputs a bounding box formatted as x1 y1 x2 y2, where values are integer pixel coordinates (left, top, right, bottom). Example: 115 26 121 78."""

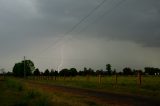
24 56 26 78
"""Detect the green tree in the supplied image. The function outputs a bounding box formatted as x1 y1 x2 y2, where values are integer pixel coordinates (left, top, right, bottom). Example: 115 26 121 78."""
13 60 35 77
106 64 112 75
44 69 50 76
33 68 40 76
69 68 77 76
59 69 69 76
123 67 133 75
50 69 54 76
144 67 160 75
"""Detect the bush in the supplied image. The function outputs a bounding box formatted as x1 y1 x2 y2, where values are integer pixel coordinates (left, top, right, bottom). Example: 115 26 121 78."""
6 78 24 91
25 89 41 99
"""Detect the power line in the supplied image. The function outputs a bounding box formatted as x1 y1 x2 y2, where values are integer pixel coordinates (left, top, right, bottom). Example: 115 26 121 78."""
33 0 107 57
24 56 26 78
32 0 127 65
77 0 127 34
65 0 107 35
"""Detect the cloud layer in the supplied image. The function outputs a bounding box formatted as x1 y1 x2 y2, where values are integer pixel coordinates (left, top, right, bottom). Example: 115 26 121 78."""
0 0 160 71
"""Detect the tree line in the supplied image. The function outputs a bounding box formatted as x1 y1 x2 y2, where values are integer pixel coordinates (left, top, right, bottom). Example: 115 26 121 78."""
9 60 160 77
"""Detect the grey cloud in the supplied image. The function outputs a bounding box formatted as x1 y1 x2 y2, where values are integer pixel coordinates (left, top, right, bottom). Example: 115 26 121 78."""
83 0 160 47
1 0 160 71
1 0 160 47
0 0 98 39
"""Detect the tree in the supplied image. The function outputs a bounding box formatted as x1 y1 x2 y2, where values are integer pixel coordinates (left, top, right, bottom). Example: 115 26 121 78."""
59 69 69 76
44 69 50 76
144 67 160 75
54 71 58 76
83 67 95 75
106 64 112 75
123 67 133 75
13 60 35 77
69 68 77 76
50 69 55 76
59 68 78 76
112 69 117 75
96 70 103 75
13 63 23 77
33 68 40 76
88 68 95 75
23 60 35 75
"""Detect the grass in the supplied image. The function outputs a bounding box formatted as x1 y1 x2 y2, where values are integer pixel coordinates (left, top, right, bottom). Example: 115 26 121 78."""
0 77 53 106
1 76 160 105
0 77 106 106
28 75 160 99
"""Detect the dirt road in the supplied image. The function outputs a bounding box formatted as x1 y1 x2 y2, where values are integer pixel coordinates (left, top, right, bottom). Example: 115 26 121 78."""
27 81 160 106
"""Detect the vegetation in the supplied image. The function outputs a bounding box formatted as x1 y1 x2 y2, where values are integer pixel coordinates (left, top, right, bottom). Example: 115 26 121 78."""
59 68 77 77
0 78 53 106
13 60 35 77
0 77 105 106
34 68 40 76
10 59 160 77
106 64 112 75
27 75 160 99
144 67 160 75
2 59 159 105
123 67 133 75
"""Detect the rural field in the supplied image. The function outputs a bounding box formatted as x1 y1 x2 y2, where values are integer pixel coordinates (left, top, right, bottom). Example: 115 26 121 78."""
0 75 160 106
1 0 160 106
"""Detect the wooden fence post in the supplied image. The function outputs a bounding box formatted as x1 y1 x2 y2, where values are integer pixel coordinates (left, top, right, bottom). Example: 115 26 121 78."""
137 71 142 87
55 76 56 80
64 75 66 80
86 75 90 81
98 74 101 84
115 73 118 88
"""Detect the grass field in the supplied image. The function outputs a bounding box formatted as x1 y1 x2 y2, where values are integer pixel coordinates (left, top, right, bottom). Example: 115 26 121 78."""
0 77 105 106
0 75 160 106
0 77 54 106
27 75 160 98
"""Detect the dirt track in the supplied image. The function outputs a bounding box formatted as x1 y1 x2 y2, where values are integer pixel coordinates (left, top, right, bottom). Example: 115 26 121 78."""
27 81 160 106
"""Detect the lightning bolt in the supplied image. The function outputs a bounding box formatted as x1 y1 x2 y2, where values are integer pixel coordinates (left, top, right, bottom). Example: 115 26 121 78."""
58 45 64 72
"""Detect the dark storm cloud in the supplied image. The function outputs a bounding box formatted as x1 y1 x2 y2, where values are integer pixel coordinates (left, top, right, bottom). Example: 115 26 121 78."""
1 0 160 71
0 0 160 47
0 0 103 39
83 0 160 47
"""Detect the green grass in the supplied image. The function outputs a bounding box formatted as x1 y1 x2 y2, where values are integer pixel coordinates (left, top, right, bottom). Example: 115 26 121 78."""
1 76 160 106
28 75 160 99
0 78 53 106
0 77 106 106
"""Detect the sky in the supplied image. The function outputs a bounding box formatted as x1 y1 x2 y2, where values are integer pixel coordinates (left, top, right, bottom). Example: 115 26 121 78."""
0 0 160 72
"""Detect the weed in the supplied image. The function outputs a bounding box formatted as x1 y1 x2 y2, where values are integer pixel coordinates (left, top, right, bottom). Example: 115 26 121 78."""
35 95 52 106
6 78 24 91
25 89 41 99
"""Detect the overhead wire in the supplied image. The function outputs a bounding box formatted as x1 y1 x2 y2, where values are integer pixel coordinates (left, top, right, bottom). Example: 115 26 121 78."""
6 0 128 71
77 0 127 35
64 0 107 35
32 0 108 58
29 0 127 71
